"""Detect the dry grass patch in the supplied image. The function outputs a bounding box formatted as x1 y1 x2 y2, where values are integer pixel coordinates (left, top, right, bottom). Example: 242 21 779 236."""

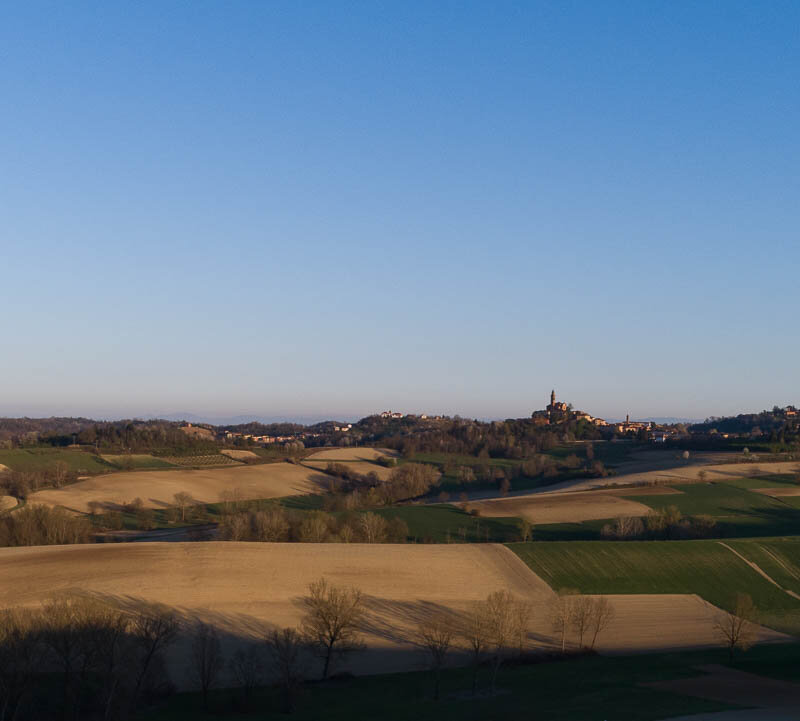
26 462 329 513
0 495 17 512
464 490 652 524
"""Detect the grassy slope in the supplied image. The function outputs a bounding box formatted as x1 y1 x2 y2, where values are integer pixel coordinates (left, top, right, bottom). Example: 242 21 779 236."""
623 482 800 537
139 649 745 721
727 537 800 595
0 448 112 473
508 538 800 635
101 454 175 469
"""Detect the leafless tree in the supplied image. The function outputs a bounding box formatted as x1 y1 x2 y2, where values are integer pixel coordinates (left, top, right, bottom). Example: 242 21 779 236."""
301 578 365 679
517 518 532 542
416 616 453 700
483 591 526 693
587 596 615 650
549 588 578 653
570 596 592 648
460 602 489 696
173 492 194 522
189 622 223 710
266 627 306 712
229 644 263 708
0 608 45 721
359 513 387 543
298 511 331 543
129 608 179 708
713 593 759 661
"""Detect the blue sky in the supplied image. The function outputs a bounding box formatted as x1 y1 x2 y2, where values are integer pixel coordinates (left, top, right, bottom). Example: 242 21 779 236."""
1 1 798 422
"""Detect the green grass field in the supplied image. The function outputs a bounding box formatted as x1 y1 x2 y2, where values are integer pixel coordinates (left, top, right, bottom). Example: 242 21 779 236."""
137 647 755 721
0 448 112 474
100 454 175 470
623 481 800 537
509 537 800 635
372 504 522 543
726 538 800 596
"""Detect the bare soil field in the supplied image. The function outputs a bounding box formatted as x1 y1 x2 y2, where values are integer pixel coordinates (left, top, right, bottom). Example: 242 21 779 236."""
0 542 550 685
0 495 17 512
462 490 653 524
304 447 398 481
305 447 399 461
26 462 330 513
596 596 788 654
754 487 800 498
0 463 9 473
0 543 786 690
220 449 260 461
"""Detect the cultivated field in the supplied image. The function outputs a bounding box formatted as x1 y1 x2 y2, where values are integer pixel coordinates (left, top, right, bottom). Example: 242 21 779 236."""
100 454 175 469
220 449 260 461
304 447 398 480
0 495 17 512
0 541 787 691
0 448 111 474
26 462 330 513
462 490 653 524
0 542 549 685
543 460 800 494
510 538 800 635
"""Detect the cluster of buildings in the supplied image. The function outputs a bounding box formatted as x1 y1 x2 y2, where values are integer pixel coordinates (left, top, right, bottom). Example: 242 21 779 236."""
531 390 610 427
531 391 678 442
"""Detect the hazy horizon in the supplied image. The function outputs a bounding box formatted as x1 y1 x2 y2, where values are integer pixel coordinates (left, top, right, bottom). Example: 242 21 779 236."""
2 2 798 421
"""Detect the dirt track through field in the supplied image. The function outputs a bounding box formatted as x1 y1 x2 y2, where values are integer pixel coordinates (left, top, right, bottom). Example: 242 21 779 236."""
26 463 330 513
718 543 800 601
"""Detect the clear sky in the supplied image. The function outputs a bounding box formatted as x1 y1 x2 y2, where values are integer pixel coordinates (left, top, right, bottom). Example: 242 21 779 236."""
1 1 798 422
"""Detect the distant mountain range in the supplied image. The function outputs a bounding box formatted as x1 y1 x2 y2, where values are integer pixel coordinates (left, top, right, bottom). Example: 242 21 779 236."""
153 412 359 426
605 417 702 425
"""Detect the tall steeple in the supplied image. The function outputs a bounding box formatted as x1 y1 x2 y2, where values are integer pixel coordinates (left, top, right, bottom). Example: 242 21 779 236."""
550 389 556 407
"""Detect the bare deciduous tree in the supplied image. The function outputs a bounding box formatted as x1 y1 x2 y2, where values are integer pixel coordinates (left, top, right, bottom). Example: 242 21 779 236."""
229 644 263 708
0 608 45 721
550 588 578 653
587 596 615 650
189 622 223 710
301 578 365 679
130 608 179 708
173 492 194 522
460 603 489 696
416 616 453 700
713 593 759 661
358 512 387 543
266 627 306 712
